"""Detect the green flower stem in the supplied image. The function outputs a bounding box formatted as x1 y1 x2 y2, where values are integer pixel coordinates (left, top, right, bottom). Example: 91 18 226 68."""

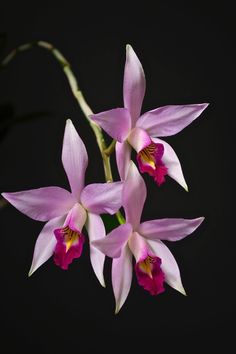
104 139 116 156
1 41 124 223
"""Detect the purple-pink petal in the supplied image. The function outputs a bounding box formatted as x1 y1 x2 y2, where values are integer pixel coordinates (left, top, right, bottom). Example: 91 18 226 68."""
115 141 132 181
80 182 123 215
92 223 132 259
112 245 133 314
28 215 65 276
147 239 186 295
137 103 209 137
152 137 188 191
89 108 132 142
86 212 106 287
139 217 205 241
2 187 75 222
123 45 146 126
62 119 88 200
122 162 146 229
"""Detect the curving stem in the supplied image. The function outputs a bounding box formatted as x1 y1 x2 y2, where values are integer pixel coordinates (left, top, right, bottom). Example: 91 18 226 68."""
1 41 125 223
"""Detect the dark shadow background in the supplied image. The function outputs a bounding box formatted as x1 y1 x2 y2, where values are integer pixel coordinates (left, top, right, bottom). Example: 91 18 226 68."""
0 1 233 353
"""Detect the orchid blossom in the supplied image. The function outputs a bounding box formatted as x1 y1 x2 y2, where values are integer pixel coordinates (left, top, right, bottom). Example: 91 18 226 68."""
93 162 204 313
90 45 208 190
2 120 123 286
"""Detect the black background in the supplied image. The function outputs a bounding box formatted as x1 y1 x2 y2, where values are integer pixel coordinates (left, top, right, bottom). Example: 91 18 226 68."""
0 1 233 353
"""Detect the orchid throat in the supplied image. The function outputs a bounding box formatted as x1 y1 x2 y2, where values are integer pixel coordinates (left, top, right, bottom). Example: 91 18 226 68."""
135 254 165 295
137 141 168 186
54 225 85 270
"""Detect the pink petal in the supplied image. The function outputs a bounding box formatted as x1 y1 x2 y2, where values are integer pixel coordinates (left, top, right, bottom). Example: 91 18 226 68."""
146 239 186 295
28 215 65 276
86 212 106 287
92 223 132 258
62 119 88 199
123 162 146 229
139 217 205 241
123 45 146 126
137 103 209 137
89 108 131 142
2 187 75 221
80 182 123 215
112 245 133 314
115 141 132 180
128 127 151 152
152 137 188 191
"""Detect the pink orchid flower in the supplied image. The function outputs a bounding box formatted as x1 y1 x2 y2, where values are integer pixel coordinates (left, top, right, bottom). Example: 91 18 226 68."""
93 162 204 313
90 45 209 190
2 120 123 286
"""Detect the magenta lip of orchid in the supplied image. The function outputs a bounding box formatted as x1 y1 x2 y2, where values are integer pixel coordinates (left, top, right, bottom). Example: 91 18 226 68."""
90 44 209 190
92 161 205 313
54 226 85 270
1 119 123 286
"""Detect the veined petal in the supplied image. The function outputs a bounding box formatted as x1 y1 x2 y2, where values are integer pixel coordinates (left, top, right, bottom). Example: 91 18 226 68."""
128 127 151 152
62 119 88 199
2 187 75 222
28 215 65 276
137 104 209 137
152 138 188 191
112 245 133 314
86 212 106 287
139 217 205 241
80 182 123 215
92 223 132 258
115 141 132 180
90 108 131 142
146 239 186 295
123 162 146 229
123 44 146 126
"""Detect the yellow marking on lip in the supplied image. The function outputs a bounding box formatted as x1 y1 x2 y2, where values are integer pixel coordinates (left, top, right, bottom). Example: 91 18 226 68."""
139 256 156 278
139 149 156 169
62 226 79 252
